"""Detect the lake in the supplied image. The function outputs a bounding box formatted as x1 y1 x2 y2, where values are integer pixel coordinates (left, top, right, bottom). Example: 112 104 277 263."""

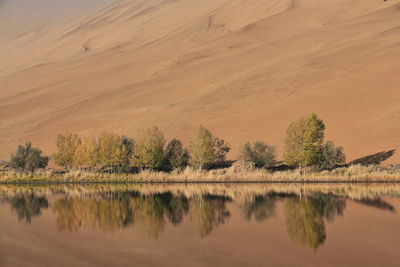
0 183 399 266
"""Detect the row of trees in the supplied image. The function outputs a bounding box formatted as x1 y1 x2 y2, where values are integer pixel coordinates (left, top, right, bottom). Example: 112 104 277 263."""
9 113 346 173
51 126 231 172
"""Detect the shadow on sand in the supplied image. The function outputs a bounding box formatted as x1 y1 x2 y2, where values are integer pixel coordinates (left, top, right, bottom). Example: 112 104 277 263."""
349 149 396 166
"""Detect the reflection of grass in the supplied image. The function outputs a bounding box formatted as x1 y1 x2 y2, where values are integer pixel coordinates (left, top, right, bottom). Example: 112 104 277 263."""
1 183 400 201
1 164 400 183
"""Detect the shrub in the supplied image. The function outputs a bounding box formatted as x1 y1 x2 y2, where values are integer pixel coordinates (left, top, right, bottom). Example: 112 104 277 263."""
164 139 189 171
284 113 325 168
240 141 276 168
10 142 48 173
54 133 82 170
317 141 346 170
131 127 166 170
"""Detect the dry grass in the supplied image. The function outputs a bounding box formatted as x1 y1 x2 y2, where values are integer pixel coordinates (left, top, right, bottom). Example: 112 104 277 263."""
1 163 400 183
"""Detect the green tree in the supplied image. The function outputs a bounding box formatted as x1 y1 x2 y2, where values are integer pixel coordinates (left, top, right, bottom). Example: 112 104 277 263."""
131 127 166 170
98 133 131 173
240 141 276 168
189 127 215 169
284 113 325 168
317 141 346 170
164 139 189 171
54 133 82 170
189 127 230 169
10 142 48 173
213 137 231 165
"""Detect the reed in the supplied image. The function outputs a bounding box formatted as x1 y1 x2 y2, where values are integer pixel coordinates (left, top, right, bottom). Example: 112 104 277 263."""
1 163 400 183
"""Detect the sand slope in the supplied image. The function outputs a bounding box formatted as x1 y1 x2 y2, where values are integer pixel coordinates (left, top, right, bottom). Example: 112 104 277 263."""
0 0 400 163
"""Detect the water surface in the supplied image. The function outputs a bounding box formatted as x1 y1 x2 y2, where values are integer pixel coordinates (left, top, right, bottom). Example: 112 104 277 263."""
0 184 399 266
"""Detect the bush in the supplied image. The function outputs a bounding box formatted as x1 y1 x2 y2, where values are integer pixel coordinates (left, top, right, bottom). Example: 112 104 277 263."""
10 142 48 173
164 139 189 171
131 127 165 170
240 141 276 168
317 141 346 170
284 113 325 168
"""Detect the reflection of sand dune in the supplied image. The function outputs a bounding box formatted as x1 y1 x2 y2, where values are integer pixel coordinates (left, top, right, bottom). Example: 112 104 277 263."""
0 0 400 164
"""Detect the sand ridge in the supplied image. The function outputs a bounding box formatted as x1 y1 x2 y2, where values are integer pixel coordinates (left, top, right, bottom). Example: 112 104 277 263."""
0 0 399 163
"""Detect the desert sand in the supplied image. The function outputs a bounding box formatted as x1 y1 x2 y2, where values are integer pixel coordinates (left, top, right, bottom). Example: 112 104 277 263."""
0 0 399 163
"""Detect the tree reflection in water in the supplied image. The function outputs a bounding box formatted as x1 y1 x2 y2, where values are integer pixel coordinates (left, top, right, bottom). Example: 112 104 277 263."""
3 189 395 249
6 193 49 224
241 195 277 222
53 193 133 232
284 195 346 250
189 195 230 238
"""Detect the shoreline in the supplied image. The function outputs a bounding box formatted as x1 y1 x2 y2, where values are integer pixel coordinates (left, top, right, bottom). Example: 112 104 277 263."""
2 179 400 185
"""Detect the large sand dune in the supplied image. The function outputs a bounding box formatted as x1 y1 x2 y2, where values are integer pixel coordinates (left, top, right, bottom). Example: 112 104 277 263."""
0 0 400 163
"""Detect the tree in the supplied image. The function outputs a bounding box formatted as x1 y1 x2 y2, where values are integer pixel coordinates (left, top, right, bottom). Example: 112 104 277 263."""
131 127 166 170
164 139 189 171
239 141 276 168
10 142 48 173
73 136 98 169
189 126 230 169
189 127 215 169
54 133 82 170
317 141 346 170
284 113 325 168
213 137 231 165
98 133 131 173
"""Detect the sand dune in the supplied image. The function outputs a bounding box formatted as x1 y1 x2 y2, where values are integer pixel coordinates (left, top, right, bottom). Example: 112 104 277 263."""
0 0 400 163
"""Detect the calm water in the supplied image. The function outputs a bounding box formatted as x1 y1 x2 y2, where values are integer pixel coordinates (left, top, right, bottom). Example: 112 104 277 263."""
0 184 399 266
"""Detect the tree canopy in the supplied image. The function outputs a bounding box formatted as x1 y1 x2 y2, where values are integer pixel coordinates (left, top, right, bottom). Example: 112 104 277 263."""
284 113 325 167
10 142 48 173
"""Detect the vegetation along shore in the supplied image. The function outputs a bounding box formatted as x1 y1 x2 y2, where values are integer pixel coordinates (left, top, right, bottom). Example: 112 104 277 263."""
1 113 399 183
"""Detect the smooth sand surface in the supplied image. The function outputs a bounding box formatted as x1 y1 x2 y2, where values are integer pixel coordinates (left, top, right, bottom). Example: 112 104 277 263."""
0 0 399 162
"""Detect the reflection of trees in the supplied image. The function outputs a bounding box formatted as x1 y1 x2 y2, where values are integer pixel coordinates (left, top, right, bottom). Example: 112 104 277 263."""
52 193 189 238
241 196 276 222
130 193 189 239
284 195 346 250
189 196 230 238
8 194 49 224
53 195 133 232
